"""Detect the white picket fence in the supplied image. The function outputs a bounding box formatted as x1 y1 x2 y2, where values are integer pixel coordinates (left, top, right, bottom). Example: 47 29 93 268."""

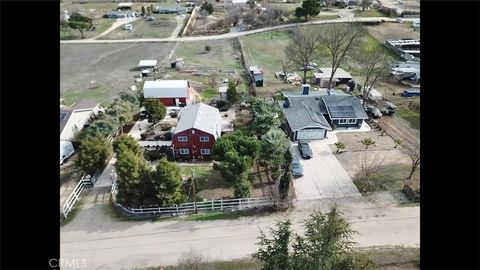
110 183 276 216
62 174 98 219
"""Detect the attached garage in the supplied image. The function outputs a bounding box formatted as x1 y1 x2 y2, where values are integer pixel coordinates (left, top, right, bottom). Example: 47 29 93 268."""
296 128 327 140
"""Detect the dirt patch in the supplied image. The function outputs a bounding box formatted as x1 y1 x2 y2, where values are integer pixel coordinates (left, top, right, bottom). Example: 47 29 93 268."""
366 22 420 43
332 131 420 191
61 43 175 105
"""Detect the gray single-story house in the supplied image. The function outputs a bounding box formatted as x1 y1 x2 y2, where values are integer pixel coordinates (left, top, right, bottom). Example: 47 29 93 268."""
282 85 368 141
313 68 353 88
104 10 134 19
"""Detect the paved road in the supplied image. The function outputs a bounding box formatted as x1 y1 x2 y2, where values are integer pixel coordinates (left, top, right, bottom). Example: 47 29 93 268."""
61 17 401 44
61 187 419 269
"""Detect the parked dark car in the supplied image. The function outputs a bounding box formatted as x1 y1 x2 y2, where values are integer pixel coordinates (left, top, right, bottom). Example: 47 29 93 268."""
139 110 148 120
366 105 382 118
298 141 313 159
291 154 304 177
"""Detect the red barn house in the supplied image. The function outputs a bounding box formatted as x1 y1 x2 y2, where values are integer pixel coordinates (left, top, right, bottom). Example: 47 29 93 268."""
172 103 222 159
143 80 195 107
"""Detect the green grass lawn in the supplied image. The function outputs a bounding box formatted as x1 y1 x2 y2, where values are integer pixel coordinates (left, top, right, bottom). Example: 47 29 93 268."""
60 18 114 40
354 163 420 193
201 87 218 100
354 8 385 18
61 86 114 107
397 107 420 130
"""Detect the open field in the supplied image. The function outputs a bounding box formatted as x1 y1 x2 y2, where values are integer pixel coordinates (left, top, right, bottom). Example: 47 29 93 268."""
174 39 239 70
103 14 180 39
61 43 175 106
366 22 420 43
240 24 401 96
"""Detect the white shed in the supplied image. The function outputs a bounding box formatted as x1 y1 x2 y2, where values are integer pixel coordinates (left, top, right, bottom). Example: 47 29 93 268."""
138 60 158 68
367 88 383 101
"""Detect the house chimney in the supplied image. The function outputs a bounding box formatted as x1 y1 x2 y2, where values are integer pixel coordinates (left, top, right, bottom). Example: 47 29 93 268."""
302 84 310 95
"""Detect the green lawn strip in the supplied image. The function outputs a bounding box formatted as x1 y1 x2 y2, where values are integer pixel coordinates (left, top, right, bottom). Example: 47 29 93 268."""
398 201 420 207
354 8 384 18
353 247 420 267
184 210 249 221
142 247 418 269
61 86 113 107
397 107 420 130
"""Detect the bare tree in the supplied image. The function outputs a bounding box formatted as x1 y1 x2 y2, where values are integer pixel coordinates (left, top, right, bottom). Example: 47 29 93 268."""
356 47 390 103
360 0 372 11
403 143 420 183
207 71 219 89
225 7 242 26
280 56 292 83
321 23 364 89
354 153 385 192
285 27 322 84
177 250 217 270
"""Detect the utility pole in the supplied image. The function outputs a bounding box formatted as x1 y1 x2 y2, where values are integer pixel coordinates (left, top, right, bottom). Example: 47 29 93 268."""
191 168 197 214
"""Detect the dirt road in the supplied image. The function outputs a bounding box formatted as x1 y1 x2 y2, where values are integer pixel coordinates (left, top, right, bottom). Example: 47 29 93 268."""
61 188 419 269
378 116 419 148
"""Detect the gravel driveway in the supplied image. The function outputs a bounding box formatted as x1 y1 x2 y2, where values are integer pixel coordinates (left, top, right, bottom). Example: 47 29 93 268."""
291 141 361 201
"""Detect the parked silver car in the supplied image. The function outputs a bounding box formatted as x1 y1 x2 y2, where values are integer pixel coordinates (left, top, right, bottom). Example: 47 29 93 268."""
291 154 304 177
366 105 382 118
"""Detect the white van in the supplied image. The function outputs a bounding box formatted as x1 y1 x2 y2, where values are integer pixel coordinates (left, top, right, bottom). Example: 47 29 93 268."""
60 141 75 165
123 23 133 30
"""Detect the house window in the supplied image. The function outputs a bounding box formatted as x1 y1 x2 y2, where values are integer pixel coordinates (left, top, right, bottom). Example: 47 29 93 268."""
348 119 357 124
200 136 210 142
338 119 347 124
201 149 211 155
178 136 188 142
179 149 189 155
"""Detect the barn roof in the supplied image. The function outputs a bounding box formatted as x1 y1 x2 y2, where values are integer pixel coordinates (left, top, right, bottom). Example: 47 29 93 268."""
174 103 222 139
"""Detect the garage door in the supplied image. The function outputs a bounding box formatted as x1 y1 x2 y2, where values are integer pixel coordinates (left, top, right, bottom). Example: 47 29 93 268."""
297 129 326 140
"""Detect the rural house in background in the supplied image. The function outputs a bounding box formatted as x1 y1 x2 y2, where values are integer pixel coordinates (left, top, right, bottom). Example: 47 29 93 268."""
313 68 353 88
282 85 368 141
143 80 195 107
171 103 222 159
60 100 103 140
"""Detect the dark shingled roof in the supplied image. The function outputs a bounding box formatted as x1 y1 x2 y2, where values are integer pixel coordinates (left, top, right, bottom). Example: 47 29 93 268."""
322 96 368 120
283 97 331 131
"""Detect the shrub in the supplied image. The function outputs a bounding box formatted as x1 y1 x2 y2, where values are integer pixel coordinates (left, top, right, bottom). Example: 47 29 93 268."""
205 45 212 52
144 150 165 161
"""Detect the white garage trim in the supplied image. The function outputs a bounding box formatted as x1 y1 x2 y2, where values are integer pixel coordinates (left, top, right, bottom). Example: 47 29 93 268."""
296 129 326 140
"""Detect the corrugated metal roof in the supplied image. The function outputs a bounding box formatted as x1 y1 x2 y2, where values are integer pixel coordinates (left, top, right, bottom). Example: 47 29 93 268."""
174 103 222 139
138 60 157 67
314 68 352 79
143 80 188 98
322 96 368 119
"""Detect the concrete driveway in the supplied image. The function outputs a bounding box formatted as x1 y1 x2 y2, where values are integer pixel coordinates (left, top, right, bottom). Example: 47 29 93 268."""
291 140 361 201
